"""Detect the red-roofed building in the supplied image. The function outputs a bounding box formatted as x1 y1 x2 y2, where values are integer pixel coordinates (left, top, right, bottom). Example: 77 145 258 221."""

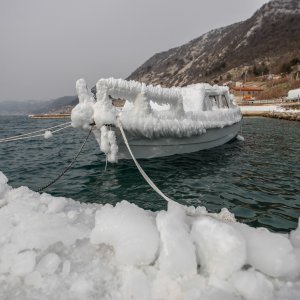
230 86 264 101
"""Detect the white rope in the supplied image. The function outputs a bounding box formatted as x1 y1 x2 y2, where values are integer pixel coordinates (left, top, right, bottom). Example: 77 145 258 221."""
0 124 72 143
51 124 72 134
240 118 243 136
104 155 108 172
118 120 173 203
0 122 71 142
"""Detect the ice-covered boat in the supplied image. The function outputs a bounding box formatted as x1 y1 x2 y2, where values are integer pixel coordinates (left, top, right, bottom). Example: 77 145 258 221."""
71 78 242 161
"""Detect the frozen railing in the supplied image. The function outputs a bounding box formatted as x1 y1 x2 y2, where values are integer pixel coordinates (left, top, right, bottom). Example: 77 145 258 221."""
95 78 232 114
96 78 182 105
71 78 240 136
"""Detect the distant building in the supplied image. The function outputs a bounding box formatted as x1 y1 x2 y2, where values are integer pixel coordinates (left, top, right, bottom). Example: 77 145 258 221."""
230 86 264 101
291 65 300 80
235 81 243 87
287 88 300 102
267 74 282 80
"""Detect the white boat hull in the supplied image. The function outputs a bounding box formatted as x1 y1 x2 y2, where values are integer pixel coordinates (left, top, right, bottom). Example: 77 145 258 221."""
115 121 241 159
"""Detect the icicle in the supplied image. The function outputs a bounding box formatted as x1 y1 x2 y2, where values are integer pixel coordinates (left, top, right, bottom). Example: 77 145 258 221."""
107 130 118 163
236 135 245 142
100 126 110 153
99 126 118 163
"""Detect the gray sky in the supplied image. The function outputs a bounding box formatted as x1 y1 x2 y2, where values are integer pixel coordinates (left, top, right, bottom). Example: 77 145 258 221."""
0 0 269 101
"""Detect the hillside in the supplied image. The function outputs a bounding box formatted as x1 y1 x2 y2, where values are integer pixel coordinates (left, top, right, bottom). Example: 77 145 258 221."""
127 0 300 87
0 96 77 116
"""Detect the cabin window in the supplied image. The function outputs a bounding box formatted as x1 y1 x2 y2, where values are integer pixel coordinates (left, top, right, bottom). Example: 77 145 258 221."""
208 95 229 109
220 95 229 108
209 96 219 109
203 94 230 111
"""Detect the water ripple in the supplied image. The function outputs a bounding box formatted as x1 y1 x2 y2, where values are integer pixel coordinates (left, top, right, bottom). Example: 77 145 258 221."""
0 116 299 232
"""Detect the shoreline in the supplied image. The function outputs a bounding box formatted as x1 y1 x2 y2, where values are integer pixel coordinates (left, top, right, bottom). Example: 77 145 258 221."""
28 114 71 119
239 103 300 121
262 111 300 121
241 111 300 121
25 104 300 122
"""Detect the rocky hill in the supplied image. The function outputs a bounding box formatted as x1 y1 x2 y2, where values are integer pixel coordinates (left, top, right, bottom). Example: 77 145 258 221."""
127 0 300 87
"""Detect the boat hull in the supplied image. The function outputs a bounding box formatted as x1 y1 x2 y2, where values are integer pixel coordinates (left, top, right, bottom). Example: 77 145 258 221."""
114 121 241 159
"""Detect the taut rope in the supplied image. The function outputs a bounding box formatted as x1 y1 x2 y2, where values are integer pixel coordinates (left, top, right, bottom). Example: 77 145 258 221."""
0 122 72 143
36 126 93 192
118 120 173 203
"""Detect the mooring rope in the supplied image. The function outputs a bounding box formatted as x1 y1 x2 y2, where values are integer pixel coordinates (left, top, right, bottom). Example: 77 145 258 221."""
0 122 71 142
36 126 93 193
118 120 173 203
240 117 243 136
0 124 72 143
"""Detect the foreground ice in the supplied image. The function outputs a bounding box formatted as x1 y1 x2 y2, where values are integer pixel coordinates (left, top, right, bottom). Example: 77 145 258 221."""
0 171 299 299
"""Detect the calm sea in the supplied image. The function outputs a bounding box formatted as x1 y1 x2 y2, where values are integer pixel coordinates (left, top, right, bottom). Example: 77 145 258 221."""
0 116 299 233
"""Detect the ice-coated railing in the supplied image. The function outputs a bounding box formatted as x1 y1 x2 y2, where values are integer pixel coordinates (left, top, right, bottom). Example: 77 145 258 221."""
95 78 233 113
71 78 241 130
96 78 182 106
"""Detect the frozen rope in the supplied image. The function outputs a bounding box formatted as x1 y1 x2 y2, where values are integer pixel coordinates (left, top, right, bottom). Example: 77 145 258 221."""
104 155 108 172
240 118 243 136
118 120 173 203
0 124 72 143
36 126 93 193
0 122 71 142
236 118 245 142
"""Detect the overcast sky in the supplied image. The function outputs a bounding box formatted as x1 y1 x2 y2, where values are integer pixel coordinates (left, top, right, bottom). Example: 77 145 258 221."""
0 0 269 101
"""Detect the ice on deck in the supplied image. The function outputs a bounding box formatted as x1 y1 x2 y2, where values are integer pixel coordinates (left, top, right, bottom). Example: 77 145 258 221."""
0 171 300 299
71 78 241 135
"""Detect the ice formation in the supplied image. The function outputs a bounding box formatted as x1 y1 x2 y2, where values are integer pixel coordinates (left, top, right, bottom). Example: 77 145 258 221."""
0 170 300 300
44 130 53 139
287 88 300 101
71 78 242 162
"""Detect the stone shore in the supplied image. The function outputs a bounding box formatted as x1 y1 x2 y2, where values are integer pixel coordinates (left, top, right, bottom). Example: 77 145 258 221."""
242 111 300 122
263 111 300 122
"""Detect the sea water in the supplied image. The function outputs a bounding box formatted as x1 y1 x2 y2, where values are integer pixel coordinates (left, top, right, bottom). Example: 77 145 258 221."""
0 116 299 233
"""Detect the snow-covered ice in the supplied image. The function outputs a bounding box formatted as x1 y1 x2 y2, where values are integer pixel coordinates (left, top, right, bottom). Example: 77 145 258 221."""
0 170 300 299
240 105 300 114
239 105 278 112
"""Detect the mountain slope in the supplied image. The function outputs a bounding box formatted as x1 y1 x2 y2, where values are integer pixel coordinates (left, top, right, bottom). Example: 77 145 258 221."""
0 96 78 116
128 0 300 86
